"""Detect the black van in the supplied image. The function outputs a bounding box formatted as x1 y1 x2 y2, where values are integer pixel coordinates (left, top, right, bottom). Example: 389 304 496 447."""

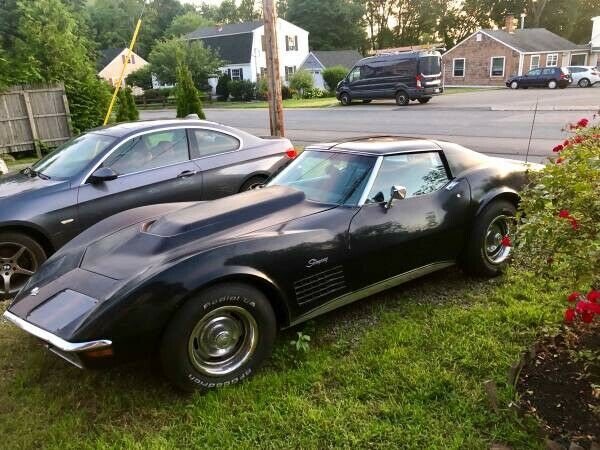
336 50 443 106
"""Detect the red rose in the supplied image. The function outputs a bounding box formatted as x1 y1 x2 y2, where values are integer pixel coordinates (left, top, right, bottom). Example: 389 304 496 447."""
558 210 570 218
574 136 583 144
563 139 570 147
569 218 579 230
567 292 580 303
556 157 564 164
553 144 563 153
576 118 589 128
587 290 600 304
564 308 576 321
501 235 511 247
581 311 594 323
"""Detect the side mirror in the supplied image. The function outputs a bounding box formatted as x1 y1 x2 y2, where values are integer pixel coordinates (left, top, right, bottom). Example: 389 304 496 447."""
385 185 407 210
88 167 118 184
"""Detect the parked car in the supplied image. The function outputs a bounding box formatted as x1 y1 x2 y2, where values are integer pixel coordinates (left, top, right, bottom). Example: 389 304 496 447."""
336 50 444 106
506 67 572 89
566 65 600 88
4 136 542 391
0 119 295 299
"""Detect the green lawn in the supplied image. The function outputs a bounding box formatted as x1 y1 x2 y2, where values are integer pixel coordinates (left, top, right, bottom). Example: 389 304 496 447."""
0 268 561 449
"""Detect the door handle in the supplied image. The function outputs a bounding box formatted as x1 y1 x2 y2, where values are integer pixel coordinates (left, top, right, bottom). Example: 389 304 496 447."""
177 170 198 179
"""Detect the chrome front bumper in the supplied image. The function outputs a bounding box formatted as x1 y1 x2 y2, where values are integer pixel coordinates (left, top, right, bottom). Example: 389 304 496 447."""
3 310 112 354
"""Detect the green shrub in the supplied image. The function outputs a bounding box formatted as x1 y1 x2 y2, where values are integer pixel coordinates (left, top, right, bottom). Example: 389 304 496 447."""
301 87 325 99
289 69 314 94
322 65 348 92
513 120 599 290
281 84 294 100
216 73 231 101
256 78 269 100
175 64 205 119
116 87 139 122
125 66 153 91
228 79 255 101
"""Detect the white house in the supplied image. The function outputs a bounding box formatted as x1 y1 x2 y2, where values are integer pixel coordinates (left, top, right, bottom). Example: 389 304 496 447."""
185 19 309 94
98 48 149 88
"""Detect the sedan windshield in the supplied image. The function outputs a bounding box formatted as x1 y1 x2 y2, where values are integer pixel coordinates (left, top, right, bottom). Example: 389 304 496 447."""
268 150 375 205
31 133 116 180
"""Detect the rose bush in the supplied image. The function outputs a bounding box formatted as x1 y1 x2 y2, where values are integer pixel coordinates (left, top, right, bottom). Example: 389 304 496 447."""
512 118 600 322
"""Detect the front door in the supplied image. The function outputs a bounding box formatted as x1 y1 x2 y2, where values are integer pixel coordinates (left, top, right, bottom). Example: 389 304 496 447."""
77 128 203 229
347 152 470 289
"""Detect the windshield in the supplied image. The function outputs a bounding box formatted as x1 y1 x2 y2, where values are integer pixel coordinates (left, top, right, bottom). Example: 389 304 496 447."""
268 150 375 205
419 55 441 75
31 133 116 179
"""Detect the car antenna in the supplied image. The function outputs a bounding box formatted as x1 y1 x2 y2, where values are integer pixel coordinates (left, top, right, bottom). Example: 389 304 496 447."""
525 96 539 164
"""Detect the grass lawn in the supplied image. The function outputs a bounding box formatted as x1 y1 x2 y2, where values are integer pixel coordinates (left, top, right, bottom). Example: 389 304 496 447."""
0 268 562 449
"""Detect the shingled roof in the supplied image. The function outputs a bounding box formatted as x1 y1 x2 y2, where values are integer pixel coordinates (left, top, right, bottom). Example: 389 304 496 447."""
312 50 363 69
185 21 263 40
483 28 583 52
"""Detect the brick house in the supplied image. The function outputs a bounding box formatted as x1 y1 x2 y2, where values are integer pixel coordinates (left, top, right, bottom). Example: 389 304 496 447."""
442 15 599 86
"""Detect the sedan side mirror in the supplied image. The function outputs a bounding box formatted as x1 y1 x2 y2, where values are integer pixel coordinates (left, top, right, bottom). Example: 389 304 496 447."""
88 167 118 184
385 185 407 210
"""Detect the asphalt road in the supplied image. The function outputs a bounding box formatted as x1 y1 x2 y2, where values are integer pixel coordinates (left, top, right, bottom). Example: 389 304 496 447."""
140 88 600 163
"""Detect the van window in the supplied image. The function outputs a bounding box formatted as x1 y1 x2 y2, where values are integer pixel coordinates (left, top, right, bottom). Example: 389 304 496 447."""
419 56 441 75
348 66 361 82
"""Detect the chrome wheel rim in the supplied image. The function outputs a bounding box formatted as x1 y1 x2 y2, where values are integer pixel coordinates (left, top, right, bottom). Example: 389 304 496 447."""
484 215 512 264
548 81 557 89
0 242 38 298
511 81 518 89
188 306 258 376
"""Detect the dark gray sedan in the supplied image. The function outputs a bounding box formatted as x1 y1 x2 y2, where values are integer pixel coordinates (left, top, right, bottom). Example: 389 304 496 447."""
0 118 295 298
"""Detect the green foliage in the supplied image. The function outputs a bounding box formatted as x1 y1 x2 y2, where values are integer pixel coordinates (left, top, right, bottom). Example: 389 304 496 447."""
281 83 294 100
513 125 600 290
216 73 231 101
175 64 205 119
287 0 367 50
125 65 153 91
228 80 256 102
149 38 222 89
289 69 314 93
322 65 348 92
301 87 325 99
115 87 139 122
165 11 213 38
290 331 311 353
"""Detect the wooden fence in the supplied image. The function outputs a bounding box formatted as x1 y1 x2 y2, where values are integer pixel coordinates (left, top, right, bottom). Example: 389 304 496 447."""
0 83 72 157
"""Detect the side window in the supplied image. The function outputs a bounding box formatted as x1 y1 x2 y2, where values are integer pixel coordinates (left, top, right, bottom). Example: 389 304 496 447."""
348 66 361 82
528 69 542 76
190 129 240 158
367 152 449 202
103 129 189 175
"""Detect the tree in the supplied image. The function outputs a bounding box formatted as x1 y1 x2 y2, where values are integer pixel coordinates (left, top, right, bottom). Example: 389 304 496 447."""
216 72 231 101
116 87 139 122
165 11 213 38
149 38 222 89
1 0 111 132
287 0 367 50
175 64 205 119
126 65 153 90
289 69 313 95
322 66 348 92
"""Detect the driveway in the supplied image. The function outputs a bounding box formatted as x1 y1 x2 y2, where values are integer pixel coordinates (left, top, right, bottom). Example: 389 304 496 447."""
141 88 599 163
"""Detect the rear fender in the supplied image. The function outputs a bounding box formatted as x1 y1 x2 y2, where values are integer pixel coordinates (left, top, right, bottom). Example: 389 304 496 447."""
475 187 520 216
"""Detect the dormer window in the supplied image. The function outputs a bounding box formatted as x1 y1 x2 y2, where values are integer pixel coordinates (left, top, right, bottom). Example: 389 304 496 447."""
286 35 298 51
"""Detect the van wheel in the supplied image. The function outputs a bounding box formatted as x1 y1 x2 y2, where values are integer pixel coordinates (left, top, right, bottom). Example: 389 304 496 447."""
547 80 557 89
160 282 277 392
417 97 431 104
340 93 351 106
362 99 372 104
395 91 409 106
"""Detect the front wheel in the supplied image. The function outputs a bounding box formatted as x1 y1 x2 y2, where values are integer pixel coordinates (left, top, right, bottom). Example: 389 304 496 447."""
339 92 351 106
462 200 516 277
395 90 409 106
510 81 519 89
160 282 277 392
240 175 267 192
0 232 47 299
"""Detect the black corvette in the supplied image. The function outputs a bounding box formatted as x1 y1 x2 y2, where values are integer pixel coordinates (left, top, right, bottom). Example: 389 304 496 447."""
4 137 540 391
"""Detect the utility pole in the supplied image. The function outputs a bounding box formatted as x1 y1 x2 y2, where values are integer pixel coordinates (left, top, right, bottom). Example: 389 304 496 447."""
263 0 285 137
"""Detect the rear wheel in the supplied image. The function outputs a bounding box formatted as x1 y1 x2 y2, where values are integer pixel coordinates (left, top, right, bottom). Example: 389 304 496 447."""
0 232 46 299
510 81 519 89
547 80 558 89
395 90 409 106
340 93 351 106
240 175 267 192
160 282 276 392
578 78 591 88
462 200 516 277
417 97 431 104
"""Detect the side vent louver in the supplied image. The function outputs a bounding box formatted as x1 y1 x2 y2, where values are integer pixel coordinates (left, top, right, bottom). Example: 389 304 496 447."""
294 266 346 305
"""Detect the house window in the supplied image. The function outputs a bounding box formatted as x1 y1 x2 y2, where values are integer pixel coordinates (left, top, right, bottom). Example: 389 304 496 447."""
231 68 243 81
285 35 298 51
285 66 296 81
453 58 465 77
546 53 558 67
130 54 136 65
530 55 540 70
570 53 587 66
476 33 482 42
490 56 505 77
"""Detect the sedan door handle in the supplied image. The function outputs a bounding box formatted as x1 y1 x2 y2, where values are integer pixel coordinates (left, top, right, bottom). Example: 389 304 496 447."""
177 170 198 179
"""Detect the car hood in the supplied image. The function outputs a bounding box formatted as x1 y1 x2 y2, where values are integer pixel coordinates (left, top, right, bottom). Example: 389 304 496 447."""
0 171 67 200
